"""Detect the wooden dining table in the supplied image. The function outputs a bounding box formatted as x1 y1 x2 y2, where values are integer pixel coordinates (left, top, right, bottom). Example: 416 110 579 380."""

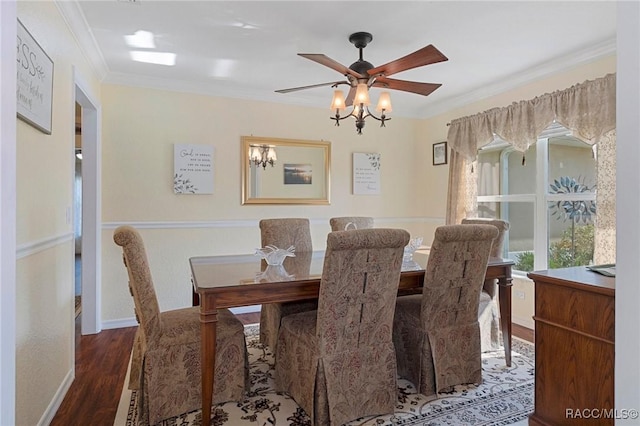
189 251 514 426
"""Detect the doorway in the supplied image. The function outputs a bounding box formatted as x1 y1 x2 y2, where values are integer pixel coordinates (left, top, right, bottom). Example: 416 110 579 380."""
74 77 101 336
74 103 82 319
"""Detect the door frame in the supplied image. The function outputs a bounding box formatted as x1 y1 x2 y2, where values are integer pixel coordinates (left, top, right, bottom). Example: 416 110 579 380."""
74 71 101 335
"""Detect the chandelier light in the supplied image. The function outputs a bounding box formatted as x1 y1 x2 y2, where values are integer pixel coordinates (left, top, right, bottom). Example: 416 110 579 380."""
330 86 392 135
249 145 277 169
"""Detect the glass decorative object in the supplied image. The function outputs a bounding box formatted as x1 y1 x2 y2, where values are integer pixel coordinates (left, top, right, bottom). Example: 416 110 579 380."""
254 245 296 266
254 265 295 282
403 237 423 263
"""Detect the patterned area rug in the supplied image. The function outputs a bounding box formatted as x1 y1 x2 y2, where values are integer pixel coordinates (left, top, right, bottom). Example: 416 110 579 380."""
119 325 533 425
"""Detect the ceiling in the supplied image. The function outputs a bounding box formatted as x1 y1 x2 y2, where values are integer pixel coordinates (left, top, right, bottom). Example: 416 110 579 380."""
63 1 616 119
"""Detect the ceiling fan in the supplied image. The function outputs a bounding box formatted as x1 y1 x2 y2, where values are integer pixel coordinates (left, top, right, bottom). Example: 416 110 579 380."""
275 32 448 133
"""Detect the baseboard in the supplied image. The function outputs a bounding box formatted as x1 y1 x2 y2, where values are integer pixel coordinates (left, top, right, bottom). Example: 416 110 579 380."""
38 367 74 426
102 317 138 330
513 314 535 330
230 305 261 315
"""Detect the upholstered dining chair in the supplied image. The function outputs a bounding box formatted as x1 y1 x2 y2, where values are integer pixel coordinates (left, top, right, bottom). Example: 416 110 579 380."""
259 218 317 352
113 225 249 425
392 224 498 399
461 217 510 352
275 228 410 426
329 216 374 231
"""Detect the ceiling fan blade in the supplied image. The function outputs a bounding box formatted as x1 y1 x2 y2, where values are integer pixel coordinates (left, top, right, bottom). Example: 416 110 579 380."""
299 54 366 79
275 81 349 94
344 86 356 107
373 77 442 96
367 45 448 77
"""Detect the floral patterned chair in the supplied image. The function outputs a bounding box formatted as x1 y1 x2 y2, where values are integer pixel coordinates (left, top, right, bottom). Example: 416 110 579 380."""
259 218 317 352
113 225 249 425
461 217 510 352
329 216 374 231
392 224 498 399
275 228 409 425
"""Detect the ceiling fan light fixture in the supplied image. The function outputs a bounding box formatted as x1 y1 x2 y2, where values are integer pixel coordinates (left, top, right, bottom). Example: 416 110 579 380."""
278 31 446 134
354 83 371 106
330 90 346 111
376 91 392 112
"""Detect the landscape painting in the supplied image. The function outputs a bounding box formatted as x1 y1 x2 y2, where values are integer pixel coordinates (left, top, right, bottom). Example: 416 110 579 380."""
284 163 312 185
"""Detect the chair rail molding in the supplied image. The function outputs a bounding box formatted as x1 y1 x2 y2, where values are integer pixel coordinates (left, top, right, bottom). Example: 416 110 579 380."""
16 232 74 259
101 217 443 230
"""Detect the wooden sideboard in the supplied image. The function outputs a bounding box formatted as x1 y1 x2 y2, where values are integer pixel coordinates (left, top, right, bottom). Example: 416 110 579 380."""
528 267 615 426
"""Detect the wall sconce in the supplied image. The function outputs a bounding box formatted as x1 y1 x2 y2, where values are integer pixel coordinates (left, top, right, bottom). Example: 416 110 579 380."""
330 86 392 135
249 145 277 169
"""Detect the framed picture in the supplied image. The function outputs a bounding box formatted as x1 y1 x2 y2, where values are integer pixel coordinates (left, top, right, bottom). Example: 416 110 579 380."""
16 19 54 134
433 141 448 166
353 152 381 195
284 163 312 185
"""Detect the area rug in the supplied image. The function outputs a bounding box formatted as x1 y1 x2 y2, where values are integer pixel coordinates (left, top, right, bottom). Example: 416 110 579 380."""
116 325 533 426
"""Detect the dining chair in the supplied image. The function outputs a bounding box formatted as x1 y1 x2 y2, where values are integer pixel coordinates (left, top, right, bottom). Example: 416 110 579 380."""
259 218 317 352
275 228 410 426
392 224 498 399
329 216 374 231
461 217 510 352
113 225 249 425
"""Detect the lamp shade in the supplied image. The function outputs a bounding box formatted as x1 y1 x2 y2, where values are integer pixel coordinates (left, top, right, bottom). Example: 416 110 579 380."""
266 146 277 161
330 90 346 110
354 83 370 106
376 91 392 112
249 146 260 161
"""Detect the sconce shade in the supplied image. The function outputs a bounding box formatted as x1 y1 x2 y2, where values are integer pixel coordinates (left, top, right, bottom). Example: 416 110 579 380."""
266 146 277 161
330 90 346 110
249 146 261 162
376 91 392 112
354 83 370 106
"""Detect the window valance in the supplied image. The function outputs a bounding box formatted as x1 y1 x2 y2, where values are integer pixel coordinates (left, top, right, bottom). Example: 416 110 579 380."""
447 73 616 160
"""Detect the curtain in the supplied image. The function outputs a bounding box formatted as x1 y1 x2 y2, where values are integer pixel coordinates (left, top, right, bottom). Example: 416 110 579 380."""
594 129 616 263
445 73 616 260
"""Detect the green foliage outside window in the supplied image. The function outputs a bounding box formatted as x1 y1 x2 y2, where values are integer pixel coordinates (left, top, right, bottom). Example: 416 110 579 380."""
515 224 595 272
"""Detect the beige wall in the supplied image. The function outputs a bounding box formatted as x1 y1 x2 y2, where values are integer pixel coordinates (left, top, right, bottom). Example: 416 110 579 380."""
16 2 102 425
100 85 438 323
12 3 617 421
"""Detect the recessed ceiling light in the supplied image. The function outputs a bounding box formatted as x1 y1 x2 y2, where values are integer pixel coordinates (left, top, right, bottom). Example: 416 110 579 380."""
210 59 236 78
130 51 176 66
124 30 155 49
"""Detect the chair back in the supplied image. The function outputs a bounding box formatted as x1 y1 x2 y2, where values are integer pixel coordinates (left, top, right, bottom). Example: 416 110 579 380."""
259 218 313 251
461 218 509 258
113 225 162 343
329 216 374 232
316 228 409 355
421 224 498 327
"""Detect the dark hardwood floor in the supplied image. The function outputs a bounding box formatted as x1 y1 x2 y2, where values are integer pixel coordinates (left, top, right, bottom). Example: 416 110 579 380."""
51 311 529 425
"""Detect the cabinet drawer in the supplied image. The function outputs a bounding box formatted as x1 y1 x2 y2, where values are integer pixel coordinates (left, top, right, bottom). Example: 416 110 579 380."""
535 280 614 342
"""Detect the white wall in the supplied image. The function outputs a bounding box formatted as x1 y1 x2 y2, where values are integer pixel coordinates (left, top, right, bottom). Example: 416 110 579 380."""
615 0 640 421
15 3 102 425
0 2 17 424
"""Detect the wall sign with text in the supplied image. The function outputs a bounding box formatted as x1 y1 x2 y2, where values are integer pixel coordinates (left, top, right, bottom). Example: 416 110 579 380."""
17 19 54 134
173 144 214 194
353 152 381 195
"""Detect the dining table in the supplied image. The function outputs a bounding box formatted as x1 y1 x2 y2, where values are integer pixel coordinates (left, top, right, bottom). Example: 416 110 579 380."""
189 250 514 426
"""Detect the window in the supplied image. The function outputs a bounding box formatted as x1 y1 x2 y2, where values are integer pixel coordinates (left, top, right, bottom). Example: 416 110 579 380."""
476 124 596 272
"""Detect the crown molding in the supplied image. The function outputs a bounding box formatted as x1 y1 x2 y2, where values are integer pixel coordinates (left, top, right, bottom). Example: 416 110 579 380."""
55 0 109 81
418 37 616 119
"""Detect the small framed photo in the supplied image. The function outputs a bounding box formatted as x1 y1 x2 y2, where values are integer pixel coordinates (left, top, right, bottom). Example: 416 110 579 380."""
433 141 448 166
